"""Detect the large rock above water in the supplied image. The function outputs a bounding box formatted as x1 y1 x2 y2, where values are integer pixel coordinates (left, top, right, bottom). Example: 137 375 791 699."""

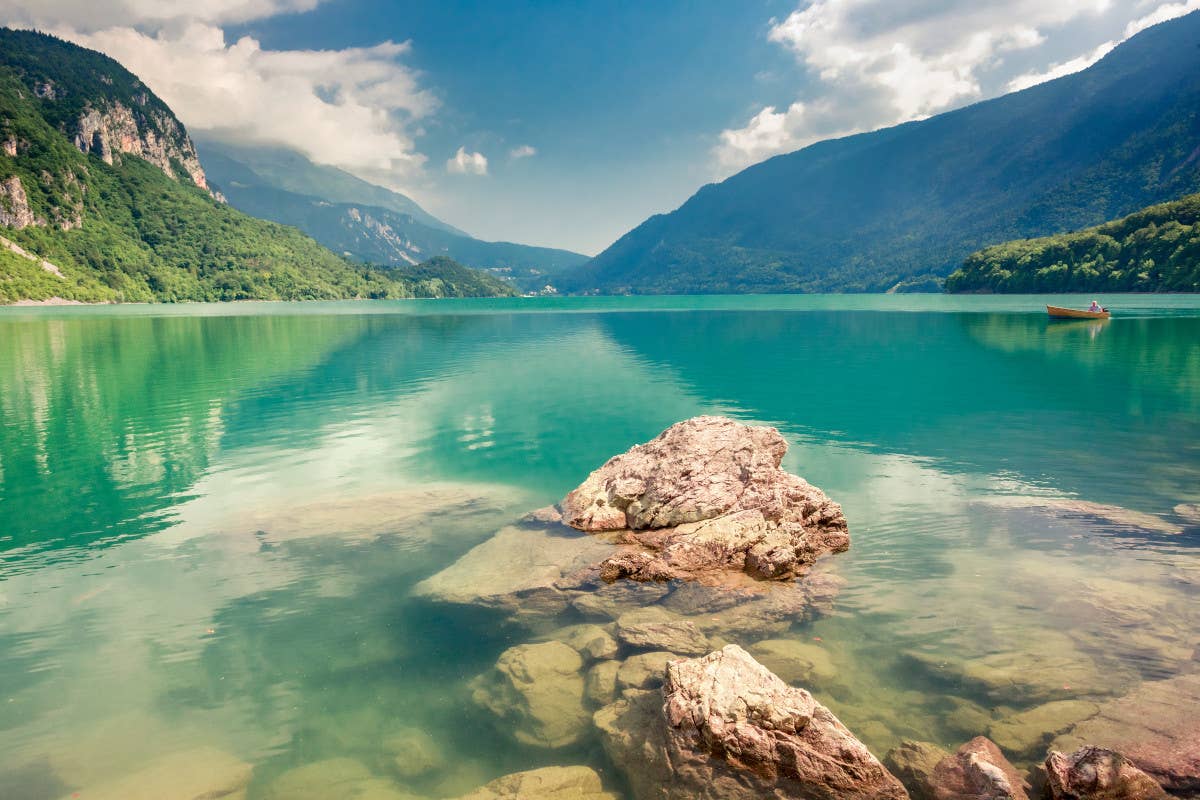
1044 747 1169 800
453 766 619 800
561 417 849 583
594 645 906 800
925 737 1031 800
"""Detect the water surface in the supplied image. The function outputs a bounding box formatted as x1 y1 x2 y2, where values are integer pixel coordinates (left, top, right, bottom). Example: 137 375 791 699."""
2 295 1197 797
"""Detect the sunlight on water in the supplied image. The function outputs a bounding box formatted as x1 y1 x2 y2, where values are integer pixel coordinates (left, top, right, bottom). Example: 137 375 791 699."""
0 296 1197 799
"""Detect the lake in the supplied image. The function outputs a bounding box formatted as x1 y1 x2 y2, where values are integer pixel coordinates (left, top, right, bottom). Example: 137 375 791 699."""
1 294 1198 799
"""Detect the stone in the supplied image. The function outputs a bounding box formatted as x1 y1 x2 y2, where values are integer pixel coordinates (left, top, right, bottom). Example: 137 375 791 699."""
927 737 1031 800
0 175 38 229
53 747 251 800
1175 503 1200 525
585 660 620 707
561 416 849 584
988 700 1100 759
568 580 671 621
452 765 618 800
884 740 951 800
413 524 616 624
903 643 1116 705
1051 673 1200 794
747 637 838 686
550 623 619 661
263 758 418 800
941 696 996 742
616 650 676 690
614 607 710 655
1044 747 1169 800
469 641 590 749
595 645 906 800
380 727 445 779
975 497 1182 535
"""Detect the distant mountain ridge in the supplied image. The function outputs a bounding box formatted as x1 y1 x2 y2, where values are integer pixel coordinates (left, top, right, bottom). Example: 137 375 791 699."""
566 11 1200 294
197 139 588 284
0 29 514 302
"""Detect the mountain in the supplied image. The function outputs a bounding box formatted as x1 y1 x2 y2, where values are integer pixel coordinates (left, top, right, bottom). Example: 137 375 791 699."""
566 11 1200 294
196 139 589 288
945 193 1200 293
0 29 512 303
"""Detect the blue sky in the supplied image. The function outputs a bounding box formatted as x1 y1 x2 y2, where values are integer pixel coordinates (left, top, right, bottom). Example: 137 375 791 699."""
2 0 1198 253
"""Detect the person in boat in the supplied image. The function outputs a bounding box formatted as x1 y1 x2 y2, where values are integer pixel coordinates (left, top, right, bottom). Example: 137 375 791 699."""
1088 300 1102 312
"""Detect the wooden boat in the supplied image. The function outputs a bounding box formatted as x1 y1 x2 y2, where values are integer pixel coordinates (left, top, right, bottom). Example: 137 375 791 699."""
1046 305 1110 319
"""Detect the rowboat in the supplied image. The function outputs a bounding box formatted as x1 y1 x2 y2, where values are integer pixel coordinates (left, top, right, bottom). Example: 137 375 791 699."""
1046 305 1110 319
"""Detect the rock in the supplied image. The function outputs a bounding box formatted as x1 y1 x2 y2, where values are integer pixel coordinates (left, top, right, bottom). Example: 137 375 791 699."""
585 660 621 707
550 623 619 661
1175 503 1200 525
616 650 676 690
568 580 672 621
469 641 590 748
941 696 996 742
747 638 838 686
413 524 616 624
263 758 419 800
0 175 38 229
975 497 1182 536
903 642 1117 704
927 737 1031 800
884 740 951 800
561 417 850 584
614 607 710 655
53 746 251 800
452 765 618 800
380 727 445 779
595 645 906 800
1051 673 1200 794
659 570 846 638
988 700 1099 759
1044 747 1169 800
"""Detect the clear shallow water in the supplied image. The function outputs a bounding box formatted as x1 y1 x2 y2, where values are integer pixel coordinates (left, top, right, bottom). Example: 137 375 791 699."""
1 295 1198 798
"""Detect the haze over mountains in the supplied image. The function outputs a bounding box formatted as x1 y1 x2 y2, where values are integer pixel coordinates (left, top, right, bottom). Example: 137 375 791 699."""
197 138 587 288
564 11 1200 294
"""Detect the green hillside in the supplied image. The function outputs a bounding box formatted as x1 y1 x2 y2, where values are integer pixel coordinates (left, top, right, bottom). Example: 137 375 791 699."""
0 29 512 303
565 11 1200 294
946 193 1200 293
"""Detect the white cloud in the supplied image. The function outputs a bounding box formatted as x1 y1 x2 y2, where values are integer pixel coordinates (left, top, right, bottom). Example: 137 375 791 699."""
1005 40 1117 92
715 0 1117 173
509 144 537 160
53 24 433 181
1124 0 1200 36
0 0 323 30
447 146 488 175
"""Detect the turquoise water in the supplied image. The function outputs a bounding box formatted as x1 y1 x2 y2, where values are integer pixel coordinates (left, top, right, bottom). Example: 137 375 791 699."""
1 295 1198 798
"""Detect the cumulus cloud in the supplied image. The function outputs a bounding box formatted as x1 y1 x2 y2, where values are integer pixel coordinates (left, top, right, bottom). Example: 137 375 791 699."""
447 147 488 175
1005 40 1118 92
509 144 537 160
55 24 433 180
714 0 1163 174
0 0 323 31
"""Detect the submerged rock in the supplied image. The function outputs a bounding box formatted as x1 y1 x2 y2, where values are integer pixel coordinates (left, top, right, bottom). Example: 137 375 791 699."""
615 650 676 691
614 607 710 655
1051 673 1200 794
1175 503 1200 525
380 727 446 779
594 645 906 800
263 758 418 800
975 496 1182 536
561 416 850 584
747 637 839 686
452 765 618 800
469 641 590 749
988 700 1100 759
927 736 1031 800
548 623 620 662
1044 747 1169 800
54 746 252 800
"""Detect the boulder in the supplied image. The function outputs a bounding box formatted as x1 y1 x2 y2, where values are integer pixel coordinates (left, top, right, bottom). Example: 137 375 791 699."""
1175 503 1200 525
550 623 619 662
616 650 676 690
927 737 1031 800
1044 747 1169 800
594 645 906 800
988 700 1099 759
1051 673 1200 794
747 638 839 686
614 607 710 655
884 740 951 800
469 641 590 749
53 747 252 800
585 660 621 707
452 765 618 800
380 727 445 779
263 758 418 800
561 417 849 584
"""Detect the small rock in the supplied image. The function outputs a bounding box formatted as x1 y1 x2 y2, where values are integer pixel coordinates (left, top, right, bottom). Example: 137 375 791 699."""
585 660 620 707
1173 503 1200 525
263 758 418 800
616 650 676 690
1045 747 1169 800
52 747 252 800
551 624 619 662
380 727 445 779
927 736 1030 800
615 608 710 655
884 740 951 800
452 765 618 799
470 641 590 748
747 637 838 686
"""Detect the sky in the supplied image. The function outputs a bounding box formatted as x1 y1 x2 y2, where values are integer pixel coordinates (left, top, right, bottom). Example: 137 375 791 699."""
2 0 1198 254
